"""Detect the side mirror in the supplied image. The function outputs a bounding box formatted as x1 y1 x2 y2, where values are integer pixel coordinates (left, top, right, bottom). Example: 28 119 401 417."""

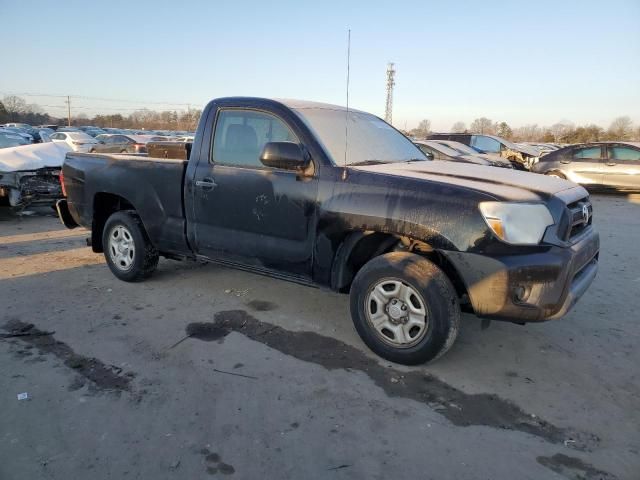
424 151 434 160
259 142 307 170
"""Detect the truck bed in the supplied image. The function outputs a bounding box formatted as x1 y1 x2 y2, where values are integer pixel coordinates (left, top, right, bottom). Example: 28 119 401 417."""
63 152 190 256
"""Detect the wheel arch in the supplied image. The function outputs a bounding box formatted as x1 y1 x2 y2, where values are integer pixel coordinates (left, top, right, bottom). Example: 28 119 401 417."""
330 230 470 305
91 192 137 252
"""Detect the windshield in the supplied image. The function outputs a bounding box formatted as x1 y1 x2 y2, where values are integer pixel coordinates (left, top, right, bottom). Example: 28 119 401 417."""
67 132 96 141
421 141 460 157
293 108 427 166
439 141 478 155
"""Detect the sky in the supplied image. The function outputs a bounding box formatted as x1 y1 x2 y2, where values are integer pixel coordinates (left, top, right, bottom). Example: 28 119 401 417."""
1 0 639 131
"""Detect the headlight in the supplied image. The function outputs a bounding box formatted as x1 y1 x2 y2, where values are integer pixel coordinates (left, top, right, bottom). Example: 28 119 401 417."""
479 202 554 245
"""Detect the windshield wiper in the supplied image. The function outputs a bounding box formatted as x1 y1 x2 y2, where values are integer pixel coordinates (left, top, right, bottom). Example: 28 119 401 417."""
400 158 430 163
349 160 388 166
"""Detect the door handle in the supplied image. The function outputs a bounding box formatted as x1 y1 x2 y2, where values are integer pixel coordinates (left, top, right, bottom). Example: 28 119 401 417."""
606 162 617 166
559 159 571 164
195 178 217 189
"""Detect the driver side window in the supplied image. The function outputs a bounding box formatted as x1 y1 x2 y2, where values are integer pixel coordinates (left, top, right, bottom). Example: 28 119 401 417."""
212 109 298 168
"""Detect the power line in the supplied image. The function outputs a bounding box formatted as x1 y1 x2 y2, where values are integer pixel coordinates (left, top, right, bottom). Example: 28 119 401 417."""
0 91 200 107
36 104 191 112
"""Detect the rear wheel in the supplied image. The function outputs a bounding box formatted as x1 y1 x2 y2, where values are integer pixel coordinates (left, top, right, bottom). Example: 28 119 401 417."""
102 211 159 282
350 252 460 365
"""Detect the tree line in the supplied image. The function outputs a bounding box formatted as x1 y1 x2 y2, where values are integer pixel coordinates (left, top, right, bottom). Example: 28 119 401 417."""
2 95 638 141
0 95 201 131
407 116 640 143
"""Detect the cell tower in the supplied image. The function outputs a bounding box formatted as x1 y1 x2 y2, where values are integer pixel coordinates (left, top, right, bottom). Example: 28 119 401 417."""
384 62 396 124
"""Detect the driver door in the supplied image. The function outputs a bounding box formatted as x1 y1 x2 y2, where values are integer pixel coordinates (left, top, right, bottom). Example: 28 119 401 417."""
565 145 604 186
190 108 318 279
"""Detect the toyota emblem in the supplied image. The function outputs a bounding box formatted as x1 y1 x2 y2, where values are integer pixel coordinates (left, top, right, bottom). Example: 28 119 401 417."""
582 204 589 224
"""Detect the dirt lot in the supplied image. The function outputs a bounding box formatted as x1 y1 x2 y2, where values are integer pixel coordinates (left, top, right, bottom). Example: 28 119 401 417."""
0 194 638 480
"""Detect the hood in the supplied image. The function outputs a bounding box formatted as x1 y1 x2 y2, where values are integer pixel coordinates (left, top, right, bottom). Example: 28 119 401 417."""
350 160 580 202
0 142 72 172
459 154 492 165
461 154 513 168
511 143 540 157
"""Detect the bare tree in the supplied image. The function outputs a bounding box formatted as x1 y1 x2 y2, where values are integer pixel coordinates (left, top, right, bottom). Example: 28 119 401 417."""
550 121 574 142
409 119 431 139
451 121 466 133
513 124 542 142
607 116 633 140
2 95 27 120
470 117 494 134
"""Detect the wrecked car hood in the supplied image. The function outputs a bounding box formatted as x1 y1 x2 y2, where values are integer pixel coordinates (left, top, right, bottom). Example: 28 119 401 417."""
511 143 540 157
351 160 583 201
0 142 71 172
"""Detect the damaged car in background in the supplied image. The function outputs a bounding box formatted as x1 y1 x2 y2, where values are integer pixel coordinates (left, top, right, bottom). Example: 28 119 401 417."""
427 133 541 170
0 142 69 208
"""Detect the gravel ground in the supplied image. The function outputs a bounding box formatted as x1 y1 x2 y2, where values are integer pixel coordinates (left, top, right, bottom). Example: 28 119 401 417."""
0 193 638 480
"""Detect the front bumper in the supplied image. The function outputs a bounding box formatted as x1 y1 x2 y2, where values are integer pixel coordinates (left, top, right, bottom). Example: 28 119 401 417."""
0 169 62 208
442 228 599 323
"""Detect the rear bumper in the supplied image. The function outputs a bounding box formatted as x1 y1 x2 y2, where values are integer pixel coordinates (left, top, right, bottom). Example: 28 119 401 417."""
442 228 599 323
56 199 79 229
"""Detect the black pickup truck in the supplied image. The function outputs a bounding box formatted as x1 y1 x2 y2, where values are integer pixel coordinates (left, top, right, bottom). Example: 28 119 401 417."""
57 97 599 364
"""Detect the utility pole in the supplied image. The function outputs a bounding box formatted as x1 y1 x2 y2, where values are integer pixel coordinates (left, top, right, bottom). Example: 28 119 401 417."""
66 96 71 126
384 62 396 125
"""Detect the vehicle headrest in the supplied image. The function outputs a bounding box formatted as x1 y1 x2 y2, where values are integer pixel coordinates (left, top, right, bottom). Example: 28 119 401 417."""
225 124 257 150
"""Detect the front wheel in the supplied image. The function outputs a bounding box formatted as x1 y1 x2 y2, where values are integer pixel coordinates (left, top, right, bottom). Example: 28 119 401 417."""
102 211 159 282
350 252 460 365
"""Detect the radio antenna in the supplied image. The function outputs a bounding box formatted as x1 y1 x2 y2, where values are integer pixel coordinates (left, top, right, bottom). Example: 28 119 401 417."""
343 29 351 178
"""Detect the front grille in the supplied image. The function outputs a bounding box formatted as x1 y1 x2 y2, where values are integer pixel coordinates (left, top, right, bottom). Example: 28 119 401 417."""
19 171 62 197
565 197 593 241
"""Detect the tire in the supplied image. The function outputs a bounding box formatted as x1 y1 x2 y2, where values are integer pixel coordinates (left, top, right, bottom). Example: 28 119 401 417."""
350 252 460 365
545 170 566 179
120 149 127 154
102 211 159 282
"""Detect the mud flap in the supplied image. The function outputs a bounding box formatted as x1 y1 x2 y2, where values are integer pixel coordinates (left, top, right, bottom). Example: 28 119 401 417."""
56 199 78 228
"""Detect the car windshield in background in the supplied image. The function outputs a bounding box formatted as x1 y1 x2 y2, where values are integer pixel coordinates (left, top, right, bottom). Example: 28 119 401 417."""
293 108 426 166
442 142 479 155
67 132 96 141
423 141 461 157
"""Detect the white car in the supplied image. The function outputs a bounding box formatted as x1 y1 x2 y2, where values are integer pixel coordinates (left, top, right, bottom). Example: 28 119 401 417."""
49 131 98 153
